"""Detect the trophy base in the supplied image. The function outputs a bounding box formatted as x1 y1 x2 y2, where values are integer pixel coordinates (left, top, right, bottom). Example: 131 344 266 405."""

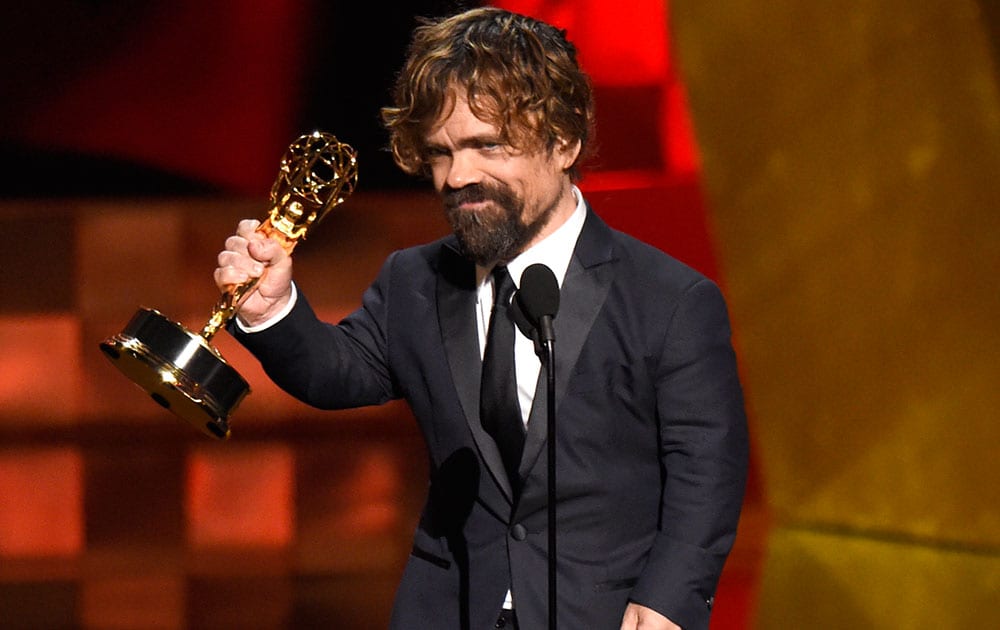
99 308 249 440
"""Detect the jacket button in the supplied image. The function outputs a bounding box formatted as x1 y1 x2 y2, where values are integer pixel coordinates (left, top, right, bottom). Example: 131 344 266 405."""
510 524 527 541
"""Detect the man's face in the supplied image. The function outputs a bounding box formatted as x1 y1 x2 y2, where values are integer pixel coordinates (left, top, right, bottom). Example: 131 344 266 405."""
422 91 581 267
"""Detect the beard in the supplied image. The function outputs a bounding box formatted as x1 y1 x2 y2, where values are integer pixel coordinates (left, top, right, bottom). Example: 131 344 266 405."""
443 181 553 267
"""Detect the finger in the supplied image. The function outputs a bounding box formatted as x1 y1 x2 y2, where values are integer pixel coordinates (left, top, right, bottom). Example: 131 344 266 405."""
236 219 261 238
213 265 250 287
216 250 264 276
224 233 249 254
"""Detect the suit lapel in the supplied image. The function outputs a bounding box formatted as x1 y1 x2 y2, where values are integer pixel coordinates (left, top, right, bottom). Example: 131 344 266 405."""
518 209 617 481
436 239 516 504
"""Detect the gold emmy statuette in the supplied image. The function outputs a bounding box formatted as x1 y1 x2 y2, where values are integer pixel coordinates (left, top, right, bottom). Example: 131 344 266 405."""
100 131 358 440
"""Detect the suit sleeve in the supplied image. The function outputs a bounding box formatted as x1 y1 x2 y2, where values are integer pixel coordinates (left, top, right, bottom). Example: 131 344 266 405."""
629 278 749 630
231 252 400 410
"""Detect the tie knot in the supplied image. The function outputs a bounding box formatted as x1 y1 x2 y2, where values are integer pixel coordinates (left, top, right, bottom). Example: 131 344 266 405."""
492 266 516 305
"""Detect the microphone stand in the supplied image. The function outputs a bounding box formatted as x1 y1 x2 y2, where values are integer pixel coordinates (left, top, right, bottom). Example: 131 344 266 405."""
538 317 557 630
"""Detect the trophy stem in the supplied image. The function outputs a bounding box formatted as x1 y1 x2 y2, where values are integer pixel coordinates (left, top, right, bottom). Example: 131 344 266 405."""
199 276 261 341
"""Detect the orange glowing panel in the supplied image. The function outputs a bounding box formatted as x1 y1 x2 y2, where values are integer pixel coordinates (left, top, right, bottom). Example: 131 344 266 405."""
0 315 82 424
185 444 295 548
0 448 84 556
75 208 185 319
81 575 184 630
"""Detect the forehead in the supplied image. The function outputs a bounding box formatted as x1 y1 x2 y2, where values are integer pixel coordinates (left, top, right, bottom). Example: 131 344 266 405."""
424 91 500 144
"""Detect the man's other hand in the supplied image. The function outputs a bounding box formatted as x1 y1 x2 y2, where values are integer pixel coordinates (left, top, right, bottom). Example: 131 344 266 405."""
620 602 681 630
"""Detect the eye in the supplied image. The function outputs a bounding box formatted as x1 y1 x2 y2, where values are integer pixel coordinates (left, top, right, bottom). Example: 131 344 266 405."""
477 140 506 154
423 146 450 161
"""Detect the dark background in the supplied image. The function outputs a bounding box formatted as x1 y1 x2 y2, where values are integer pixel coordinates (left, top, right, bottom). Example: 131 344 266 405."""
1 1 477 196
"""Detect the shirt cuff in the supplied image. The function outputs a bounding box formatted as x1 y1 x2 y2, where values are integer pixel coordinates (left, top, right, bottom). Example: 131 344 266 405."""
234 282 298 333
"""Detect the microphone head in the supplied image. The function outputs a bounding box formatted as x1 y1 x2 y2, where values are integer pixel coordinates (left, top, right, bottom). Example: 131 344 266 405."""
517 263 560 322
509 294 537 340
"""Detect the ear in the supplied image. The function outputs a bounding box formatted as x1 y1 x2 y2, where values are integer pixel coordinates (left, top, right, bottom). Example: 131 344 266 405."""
555 138 582 171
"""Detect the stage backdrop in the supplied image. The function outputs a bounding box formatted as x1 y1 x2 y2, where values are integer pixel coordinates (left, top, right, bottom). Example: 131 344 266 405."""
672 0 1000 627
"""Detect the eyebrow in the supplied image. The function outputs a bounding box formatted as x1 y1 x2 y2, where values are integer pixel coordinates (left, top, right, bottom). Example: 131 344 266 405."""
425 133 504 153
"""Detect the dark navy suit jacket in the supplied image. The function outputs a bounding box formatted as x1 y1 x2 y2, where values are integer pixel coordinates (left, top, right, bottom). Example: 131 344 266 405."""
235 208 749 629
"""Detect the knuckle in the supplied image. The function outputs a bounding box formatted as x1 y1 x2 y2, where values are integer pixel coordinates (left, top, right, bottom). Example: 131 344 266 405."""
224 235 247 252
237 219 260 236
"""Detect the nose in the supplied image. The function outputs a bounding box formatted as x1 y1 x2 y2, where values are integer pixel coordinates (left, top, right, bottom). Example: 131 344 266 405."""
443 149 482 190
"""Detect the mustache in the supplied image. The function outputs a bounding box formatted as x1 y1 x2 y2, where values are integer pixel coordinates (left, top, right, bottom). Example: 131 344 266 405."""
442 183 516 212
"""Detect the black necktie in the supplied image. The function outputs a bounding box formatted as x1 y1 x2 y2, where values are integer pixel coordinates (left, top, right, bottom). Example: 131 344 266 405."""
480 266 525 488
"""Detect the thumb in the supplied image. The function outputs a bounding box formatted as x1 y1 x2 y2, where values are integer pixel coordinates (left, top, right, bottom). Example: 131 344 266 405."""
246 234 288 267
620 604 639 630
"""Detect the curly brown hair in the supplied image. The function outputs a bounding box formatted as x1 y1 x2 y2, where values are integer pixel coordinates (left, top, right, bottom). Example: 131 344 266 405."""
381 7 595 179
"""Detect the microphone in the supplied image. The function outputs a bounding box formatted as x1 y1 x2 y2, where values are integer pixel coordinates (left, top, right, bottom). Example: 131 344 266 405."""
509 292 538 344
516 263 560 343
516 262 561 630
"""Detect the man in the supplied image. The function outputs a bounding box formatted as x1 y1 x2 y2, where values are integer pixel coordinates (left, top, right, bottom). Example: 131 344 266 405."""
215 8 748 629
